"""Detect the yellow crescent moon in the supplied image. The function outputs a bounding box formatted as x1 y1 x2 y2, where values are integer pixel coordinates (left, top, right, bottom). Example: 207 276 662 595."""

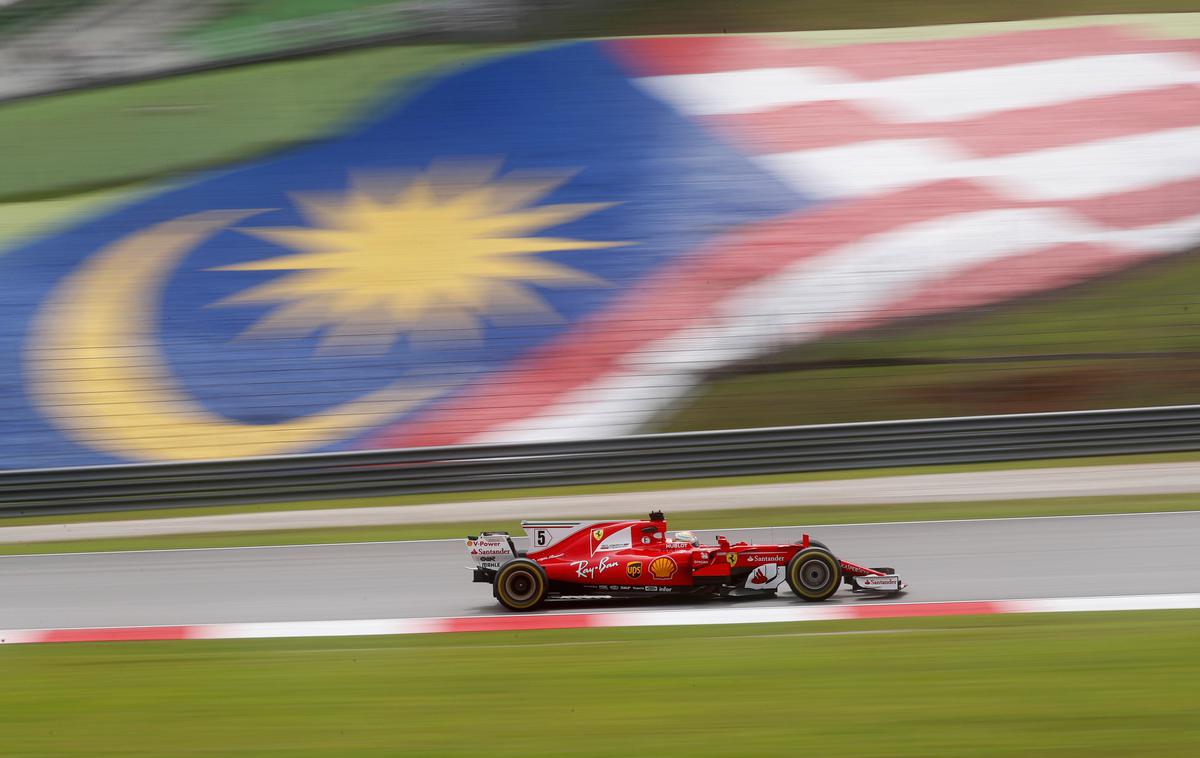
26 210 447 462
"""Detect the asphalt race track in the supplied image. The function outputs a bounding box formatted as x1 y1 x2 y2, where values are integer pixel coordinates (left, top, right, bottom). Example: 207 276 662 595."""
2 512 1198 630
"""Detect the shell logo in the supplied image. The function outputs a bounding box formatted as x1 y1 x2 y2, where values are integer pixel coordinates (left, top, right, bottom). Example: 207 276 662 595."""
648 556 678 581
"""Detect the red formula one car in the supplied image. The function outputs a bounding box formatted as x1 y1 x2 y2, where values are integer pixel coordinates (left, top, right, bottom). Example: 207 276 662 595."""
467 511 905 611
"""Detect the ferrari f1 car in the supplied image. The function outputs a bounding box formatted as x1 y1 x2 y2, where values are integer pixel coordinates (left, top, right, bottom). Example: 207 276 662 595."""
467 511 905 611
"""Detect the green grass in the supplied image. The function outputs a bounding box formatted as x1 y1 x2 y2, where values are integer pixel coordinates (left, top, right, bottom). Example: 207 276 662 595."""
662 248 1200 431
184 0 419 59
0 42 507 202
3 611 1199 756
188 0 404 37
6 448 1200 531
4 491 1197 556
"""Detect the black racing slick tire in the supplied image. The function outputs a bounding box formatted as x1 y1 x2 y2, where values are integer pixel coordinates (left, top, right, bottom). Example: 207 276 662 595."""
493 559 548 612
786 547 842 602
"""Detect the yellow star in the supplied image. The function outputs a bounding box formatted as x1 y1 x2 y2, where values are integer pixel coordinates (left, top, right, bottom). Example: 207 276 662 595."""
214 165 627 352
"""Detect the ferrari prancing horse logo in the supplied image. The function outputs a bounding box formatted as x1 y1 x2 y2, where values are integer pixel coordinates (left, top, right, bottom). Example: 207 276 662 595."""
726 552 738 567
626 561 643 579
592 528 605 542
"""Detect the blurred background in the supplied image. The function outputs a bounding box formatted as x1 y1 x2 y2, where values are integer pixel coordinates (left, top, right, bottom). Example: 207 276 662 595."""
4 5 1200 758
1 0 1200 468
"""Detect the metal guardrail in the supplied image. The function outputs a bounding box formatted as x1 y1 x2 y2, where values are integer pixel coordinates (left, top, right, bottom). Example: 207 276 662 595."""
3 404 1200 516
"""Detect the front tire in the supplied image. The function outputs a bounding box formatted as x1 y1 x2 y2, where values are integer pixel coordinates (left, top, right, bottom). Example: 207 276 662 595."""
493 559 548 611
786 547 842 601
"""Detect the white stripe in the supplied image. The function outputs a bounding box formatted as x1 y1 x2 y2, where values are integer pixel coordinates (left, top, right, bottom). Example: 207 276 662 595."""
723 207 1099 339
980 125 1200 201
763 127 1200 202
1103 211 1200 252
1010 593 1200 613
859 52 1200 122
636 52 1200 119
0 630 37 644
191 618 433 640
597 606 844 627
472 372 698 443
758 138 968 199
635 66 851 116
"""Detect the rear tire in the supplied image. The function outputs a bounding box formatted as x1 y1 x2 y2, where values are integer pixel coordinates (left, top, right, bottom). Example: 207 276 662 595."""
786 547 842 602
493 559 548 611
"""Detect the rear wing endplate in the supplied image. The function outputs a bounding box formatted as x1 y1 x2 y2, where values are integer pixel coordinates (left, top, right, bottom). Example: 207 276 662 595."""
465 531 516 569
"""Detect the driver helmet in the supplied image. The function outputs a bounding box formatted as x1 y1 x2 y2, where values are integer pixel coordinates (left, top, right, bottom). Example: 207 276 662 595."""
672 530 700 546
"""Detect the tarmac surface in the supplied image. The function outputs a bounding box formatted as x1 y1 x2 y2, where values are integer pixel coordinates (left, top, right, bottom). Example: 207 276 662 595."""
2 511 1197 630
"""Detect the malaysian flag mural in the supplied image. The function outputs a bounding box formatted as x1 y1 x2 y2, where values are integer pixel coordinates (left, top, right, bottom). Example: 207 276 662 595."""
1 21 1199 467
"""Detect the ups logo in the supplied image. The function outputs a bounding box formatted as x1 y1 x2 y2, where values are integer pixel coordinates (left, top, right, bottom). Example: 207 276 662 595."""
626 561 643 579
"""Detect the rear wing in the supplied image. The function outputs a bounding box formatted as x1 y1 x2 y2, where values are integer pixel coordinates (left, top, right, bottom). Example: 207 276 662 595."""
465 532 517 569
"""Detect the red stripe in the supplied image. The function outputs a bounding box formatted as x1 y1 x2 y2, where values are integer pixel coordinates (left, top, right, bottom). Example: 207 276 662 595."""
945 87 1200 158
707 100 895 155
610 26 1178 79
38 626 193 643
1065 178 1200 229
366 180 1006 448
802 27 1184 80
610 36 799 77
438 614 602 633
846 601 1003 619
709 85 1200 157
